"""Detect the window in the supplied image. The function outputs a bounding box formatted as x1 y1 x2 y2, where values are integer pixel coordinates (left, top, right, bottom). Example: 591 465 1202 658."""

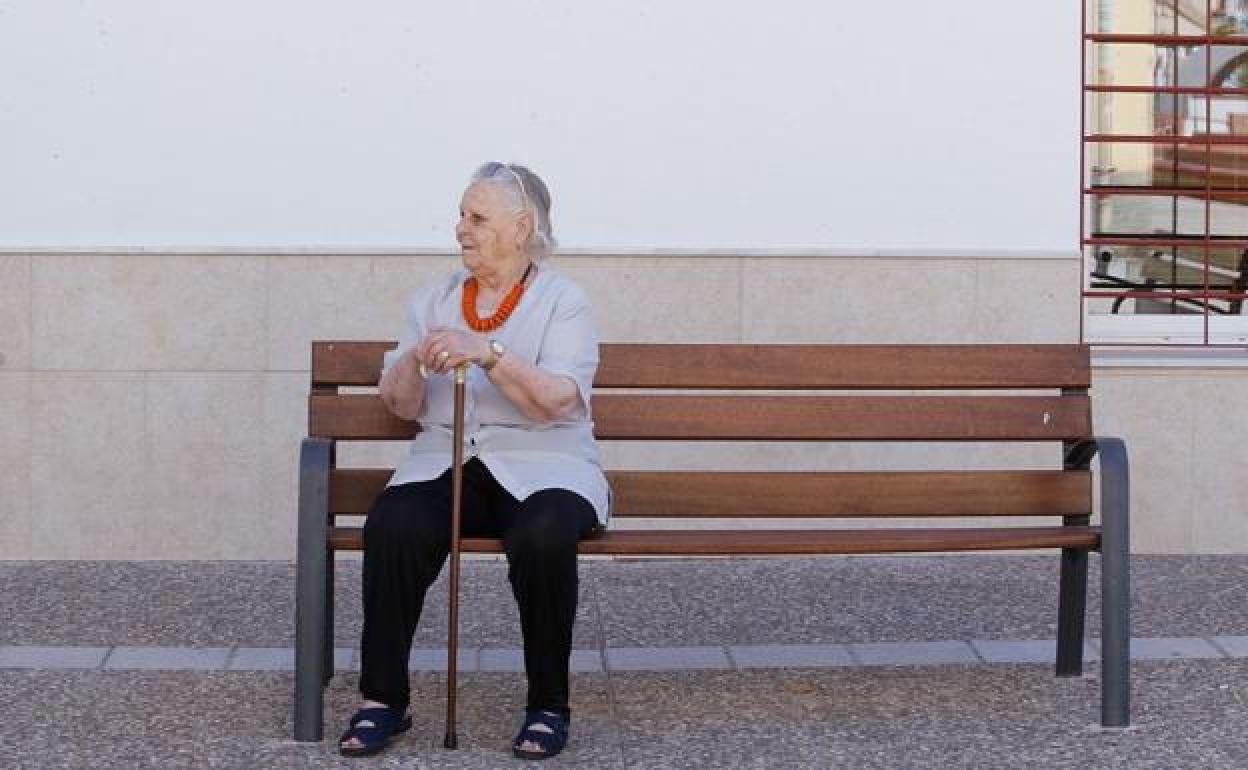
1083 0 1248 345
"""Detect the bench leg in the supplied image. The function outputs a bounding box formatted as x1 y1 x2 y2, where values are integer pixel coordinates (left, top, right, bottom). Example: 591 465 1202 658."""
1056 545 1088 677
323 551 335 686
294 546 327 741
294 437 332 742
1097 437 1131 728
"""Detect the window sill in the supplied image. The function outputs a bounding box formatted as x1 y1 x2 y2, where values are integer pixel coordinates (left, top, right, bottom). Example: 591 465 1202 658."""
1092 347 1248 368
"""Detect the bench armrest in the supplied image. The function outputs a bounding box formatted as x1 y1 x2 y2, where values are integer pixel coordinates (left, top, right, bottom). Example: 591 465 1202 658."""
1091 436 1129 543
1092 435 1130 727
297 436 334 556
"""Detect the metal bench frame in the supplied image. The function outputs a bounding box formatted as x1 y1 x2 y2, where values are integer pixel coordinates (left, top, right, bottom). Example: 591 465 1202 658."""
292 342 1130 740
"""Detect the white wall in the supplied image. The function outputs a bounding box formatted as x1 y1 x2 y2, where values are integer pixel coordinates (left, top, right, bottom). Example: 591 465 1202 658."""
2 1 1079 252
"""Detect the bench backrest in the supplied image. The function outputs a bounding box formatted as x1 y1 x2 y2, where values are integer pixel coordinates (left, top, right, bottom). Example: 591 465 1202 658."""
309 342 1093 520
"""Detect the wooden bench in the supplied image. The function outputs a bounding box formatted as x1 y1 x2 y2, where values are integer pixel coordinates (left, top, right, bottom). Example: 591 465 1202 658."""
293 342 1130 740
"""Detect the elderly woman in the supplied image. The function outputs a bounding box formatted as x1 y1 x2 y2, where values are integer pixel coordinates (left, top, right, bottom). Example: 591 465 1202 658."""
338 163 607 760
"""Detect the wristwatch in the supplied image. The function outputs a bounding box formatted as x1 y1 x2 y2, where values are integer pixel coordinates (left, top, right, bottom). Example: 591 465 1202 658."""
482 338 506 371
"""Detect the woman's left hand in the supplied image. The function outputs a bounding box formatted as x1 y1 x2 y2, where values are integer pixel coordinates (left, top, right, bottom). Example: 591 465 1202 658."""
417 327 491 375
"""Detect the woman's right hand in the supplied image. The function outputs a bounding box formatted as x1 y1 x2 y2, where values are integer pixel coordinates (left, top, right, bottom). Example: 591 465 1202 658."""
379 347 428 420
417 327 490 375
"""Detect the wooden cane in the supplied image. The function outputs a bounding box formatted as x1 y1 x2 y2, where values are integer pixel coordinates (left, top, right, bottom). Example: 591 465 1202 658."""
444 363 468 749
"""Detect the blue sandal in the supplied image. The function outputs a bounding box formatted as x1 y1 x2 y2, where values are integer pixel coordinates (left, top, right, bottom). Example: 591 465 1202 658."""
338 706 412 757
512 709 570 760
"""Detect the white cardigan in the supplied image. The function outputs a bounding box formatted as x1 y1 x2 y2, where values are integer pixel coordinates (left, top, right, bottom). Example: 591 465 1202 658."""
381 267 610 525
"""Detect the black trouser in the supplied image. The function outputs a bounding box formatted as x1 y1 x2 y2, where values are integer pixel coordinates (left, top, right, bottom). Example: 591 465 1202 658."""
358 458 599 717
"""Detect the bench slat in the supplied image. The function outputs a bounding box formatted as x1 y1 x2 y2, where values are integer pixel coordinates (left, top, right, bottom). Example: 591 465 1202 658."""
593 394 1091 441
594 344 1091 389
329 469 1092 517
328 526 1101 554
312 341 392 387
309 394 419 440
310 393 1090 441
607 470 1091 517
311 341 1091 389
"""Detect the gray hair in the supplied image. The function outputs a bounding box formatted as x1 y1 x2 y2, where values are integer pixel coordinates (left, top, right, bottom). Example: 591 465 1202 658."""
469 162 557 259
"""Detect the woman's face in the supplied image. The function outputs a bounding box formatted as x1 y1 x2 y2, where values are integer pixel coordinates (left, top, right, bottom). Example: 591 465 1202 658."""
455 182 528 274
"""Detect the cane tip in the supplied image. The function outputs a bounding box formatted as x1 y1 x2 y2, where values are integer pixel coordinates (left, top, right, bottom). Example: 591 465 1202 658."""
444 732 458 749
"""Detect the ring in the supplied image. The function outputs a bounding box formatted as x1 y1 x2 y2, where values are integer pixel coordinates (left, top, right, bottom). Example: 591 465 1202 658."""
437 350 451 361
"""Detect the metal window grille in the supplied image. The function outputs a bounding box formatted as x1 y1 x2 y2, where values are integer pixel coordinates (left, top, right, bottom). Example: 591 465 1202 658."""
1083 0 1248 346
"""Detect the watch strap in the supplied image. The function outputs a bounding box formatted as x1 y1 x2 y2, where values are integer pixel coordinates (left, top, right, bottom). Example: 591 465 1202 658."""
482 339 505 371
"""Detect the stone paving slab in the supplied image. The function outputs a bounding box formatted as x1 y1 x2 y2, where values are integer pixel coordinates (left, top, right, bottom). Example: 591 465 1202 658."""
477 646 524 672
475 647 606 673
569 649 605 673
849 640 980 666
1129 636 1226 661
103 646 232 670
5 636 1247 674
228 646 300 671
409 647 478 672
0 645 109 669
228 647 355 672
1212 635 1248 656
606 645 730 671
970 639 1100 664
729 642 854 668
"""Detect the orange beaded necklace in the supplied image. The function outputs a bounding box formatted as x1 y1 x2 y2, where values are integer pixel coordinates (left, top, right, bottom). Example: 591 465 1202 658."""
462 262 534 332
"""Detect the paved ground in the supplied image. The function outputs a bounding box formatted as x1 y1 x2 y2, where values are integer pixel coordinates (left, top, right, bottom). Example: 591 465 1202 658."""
1 555 1246 769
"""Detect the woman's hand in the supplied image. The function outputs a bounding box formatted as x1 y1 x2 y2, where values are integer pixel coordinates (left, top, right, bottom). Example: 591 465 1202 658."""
416 327 582 424
417 327 490 375
379 346 428 420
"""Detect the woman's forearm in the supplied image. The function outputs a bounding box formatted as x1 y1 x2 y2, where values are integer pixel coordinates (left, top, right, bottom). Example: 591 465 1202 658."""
379 352 427 420
487 354 580 423
408 327 584 423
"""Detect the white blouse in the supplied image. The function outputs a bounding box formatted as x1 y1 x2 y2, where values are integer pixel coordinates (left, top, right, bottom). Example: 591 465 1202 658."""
381 266 610 525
